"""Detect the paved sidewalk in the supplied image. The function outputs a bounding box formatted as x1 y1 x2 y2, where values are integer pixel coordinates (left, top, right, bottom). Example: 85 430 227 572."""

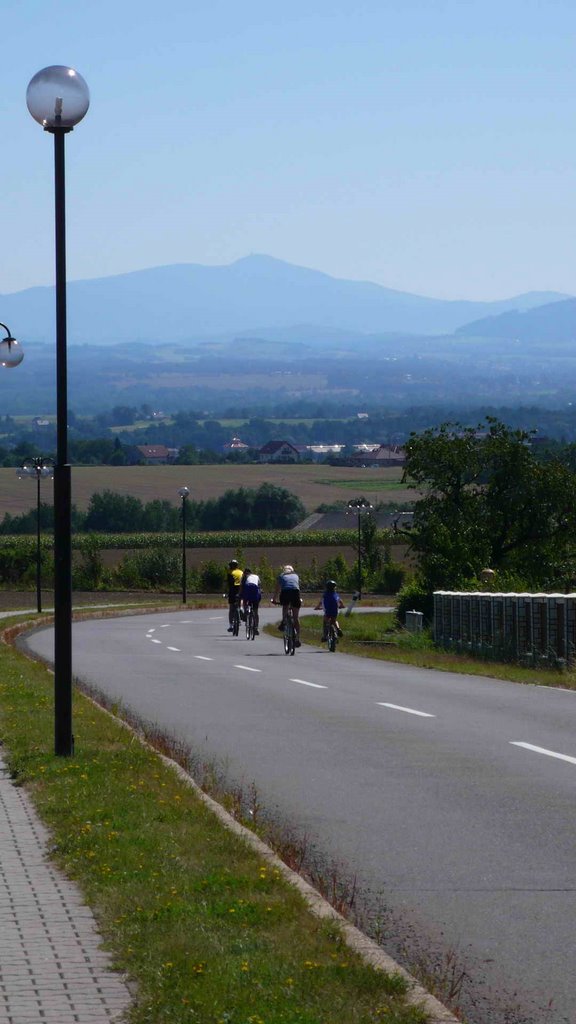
0 750 132 1024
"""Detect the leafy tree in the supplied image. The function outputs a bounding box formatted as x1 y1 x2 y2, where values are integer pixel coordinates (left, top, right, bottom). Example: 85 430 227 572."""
84 490 146 532
403 417 576 591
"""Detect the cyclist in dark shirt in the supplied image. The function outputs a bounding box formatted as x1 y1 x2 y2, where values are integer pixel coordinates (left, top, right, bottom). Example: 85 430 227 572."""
272 564 302 647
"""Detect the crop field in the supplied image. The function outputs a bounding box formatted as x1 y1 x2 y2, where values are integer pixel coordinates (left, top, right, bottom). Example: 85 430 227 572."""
0 463 415 517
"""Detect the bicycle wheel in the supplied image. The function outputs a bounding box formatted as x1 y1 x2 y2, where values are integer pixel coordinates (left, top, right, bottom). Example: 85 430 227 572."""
327 625 337 652
232 605 240 637
246 607 256 640
284 615 295 655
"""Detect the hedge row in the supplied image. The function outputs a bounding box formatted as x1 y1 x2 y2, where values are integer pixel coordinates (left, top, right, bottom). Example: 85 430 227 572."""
0 528 393 552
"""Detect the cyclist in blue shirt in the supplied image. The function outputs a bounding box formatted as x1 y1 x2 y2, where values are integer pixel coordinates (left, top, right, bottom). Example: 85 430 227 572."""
315 580 344 641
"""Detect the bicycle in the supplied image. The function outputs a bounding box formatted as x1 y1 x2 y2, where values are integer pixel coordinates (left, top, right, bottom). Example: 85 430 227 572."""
282 605 296 656
245 602 258 641
326 620 338 653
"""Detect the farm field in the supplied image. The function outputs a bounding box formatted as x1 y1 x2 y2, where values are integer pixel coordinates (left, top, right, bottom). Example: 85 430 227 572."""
1 464 414 517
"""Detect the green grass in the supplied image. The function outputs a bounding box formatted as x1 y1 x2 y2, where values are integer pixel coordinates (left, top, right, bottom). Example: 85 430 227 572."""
0 626 427 1024
315 479 407 491
298 613 576 689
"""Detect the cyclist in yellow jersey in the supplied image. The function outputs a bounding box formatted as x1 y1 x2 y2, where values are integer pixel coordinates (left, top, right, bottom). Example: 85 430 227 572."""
226 559 243 632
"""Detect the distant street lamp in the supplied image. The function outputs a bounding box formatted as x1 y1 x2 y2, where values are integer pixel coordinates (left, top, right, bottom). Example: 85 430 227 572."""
178 487 190 604
27 64 90 757
17 457 55 613
0 323 24 368
346 497 374 600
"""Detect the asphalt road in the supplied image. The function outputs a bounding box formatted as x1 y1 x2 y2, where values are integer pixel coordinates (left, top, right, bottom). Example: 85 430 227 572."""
23 607 576 1024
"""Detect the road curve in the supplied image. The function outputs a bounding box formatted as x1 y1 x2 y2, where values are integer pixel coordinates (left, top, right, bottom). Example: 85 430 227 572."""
23 607 576 1024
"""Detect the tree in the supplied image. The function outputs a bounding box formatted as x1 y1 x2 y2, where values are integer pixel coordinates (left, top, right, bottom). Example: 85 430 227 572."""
403 418 576 591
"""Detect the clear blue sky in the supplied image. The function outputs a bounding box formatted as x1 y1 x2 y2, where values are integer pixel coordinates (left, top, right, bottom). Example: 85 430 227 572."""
2 0 576 300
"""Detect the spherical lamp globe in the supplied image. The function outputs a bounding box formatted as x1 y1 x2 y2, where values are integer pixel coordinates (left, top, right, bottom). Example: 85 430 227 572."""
26 66 90 129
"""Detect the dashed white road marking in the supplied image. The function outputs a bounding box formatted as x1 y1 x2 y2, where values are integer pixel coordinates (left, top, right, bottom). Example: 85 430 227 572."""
147 628 156 633
234 664 262 673
179 620 194 623
160 624 170 628
511 741 576 766
150 639 162 645
290 678 327 689
377 702 435 718
209 616 225 620
167 647 181 652
195 655 213 661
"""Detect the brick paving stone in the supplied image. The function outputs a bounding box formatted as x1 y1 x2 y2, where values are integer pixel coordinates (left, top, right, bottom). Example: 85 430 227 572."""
0 751 132 1024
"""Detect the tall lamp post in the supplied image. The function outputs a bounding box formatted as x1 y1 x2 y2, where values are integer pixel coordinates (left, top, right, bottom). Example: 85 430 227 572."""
0 323 24 368
27 65 90 757
346 497 374 600
178 487 190 604
17 457 55 613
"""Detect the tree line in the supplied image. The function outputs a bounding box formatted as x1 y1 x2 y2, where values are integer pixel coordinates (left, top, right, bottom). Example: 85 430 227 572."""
0 484 306 535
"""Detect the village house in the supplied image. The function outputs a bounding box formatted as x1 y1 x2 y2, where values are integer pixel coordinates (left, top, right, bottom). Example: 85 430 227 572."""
257 440 301 463
127 444 178 465
351 444 406 468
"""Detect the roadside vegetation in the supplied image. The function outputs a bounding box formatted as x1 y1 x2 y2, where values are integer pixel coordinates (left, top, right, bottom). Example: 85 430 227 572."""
0 625 428 1024
297 612 576 688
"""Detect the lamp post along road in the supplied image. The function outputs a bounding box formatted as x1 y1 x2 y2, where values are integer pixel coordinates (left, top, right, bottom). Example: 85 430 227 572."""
346 498 374 601
178 487 190 604
27 65 90 756
17 458 54 613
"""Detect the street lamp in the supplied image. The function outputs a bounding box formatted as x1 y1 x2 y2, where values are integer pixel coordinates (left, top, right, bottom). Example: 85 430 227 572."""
346 497 374 600
27 65 90 757
0 323 24 368
17 457 55 613
178 487 190 604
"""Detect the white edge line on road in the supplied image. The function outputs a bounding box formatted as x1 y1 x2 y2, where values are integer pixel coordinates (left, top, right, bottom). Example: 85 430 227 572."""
234 664 262 673
291 678 328 689
195 655 213 661
510 741 576 766
377 702 435 718
167 647 181 652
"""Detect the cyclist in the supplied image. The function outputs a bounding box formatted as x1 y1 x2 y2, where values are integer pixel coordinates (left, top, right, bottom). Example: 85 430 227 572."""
315 580 344 641
240 568 262 634
272 564 302 647
226 559 243 632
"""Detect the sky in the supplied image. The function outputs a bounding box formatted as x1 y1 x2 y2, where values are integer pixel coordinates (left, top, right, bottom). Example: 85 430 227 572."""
2 0 576 301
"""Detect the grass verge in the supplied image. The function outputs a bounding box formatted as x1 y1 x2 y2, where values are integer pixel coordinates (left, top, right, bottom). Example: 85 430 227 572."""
0 625 428 1024
296 612 576 689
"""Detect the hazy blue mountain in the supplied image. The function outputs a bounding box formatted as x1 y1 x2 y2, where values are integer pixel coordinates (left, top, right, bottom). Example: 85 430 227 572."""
457 297 576 342
0 255 569 345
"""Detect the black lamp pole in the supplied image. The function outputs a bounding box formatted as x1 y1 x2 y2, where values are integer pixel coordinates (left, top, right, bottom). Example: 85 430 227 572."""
178 487 190 603
27 65 90 756
347 498 373 600
18 457 54 613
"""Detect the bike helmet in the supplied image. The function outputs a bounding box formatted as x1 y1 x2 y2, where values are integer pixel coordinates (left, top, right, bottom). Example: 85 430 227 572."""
228 559 239 568
283 564 294 573
326 580 337 590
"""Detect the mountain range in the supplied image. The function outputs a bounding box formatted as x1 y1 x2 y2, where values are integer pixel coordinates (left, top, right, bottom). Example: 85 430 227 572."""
0 254 570 345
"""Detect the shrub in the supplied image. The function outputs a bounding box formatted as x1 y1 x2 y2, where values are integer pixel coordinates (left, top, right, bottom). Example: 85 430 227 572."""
113 549 180 590
395 579 434 627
